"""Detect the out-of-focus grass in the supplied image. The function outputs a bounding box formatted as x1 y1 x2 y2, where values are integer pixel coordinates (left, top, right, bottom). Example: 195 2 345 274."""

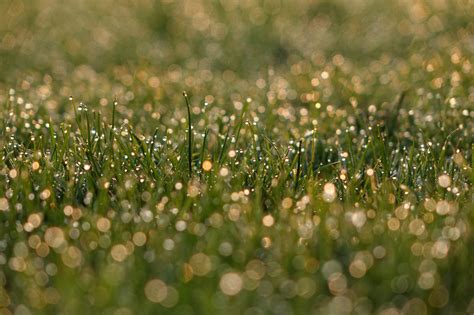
0 0 473 314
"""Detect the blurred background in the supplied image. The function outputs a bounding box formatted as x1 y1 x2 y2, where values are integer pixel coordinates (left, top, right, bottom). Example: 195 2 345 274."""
0 0 472 111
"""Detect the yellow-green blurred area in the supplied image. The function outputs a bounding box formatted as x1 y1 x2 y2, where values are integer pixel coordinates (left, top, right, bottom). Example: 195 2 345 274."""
0 0 473 102
1 0 472 68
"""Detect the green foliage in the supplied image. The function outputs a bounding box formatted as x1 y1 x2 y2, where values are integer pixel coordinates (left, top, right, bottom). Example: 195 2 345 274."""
0 0 473 314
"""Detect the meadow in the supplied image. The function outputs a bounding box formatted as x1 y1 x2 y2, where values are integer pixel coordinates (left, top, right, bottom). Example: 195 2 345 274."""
0 0 473 314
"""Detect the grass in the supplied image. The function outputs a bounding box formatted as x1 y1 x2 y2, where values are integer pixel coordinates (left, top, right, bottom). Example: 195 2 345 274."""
0 0 473 314
183 91 193 178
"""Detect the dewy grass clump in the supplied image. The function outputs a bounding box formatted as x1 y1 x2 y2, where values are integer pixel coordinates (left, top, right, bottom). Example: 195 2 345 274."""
0 0 473 314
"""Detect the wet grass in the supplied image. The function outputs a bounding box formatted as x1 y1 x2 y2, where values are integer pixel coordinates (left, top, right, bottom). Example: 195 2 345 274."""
0 0 473 314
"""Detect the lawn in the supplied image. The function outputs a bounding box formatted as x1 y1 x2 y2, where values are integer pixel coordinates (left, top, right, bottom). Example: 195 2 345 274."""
0 0 473 314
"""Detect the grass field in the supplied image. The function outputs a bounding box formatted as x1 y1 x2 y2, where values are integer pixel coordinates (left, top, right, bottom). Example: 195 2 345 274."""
0 0 473 314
